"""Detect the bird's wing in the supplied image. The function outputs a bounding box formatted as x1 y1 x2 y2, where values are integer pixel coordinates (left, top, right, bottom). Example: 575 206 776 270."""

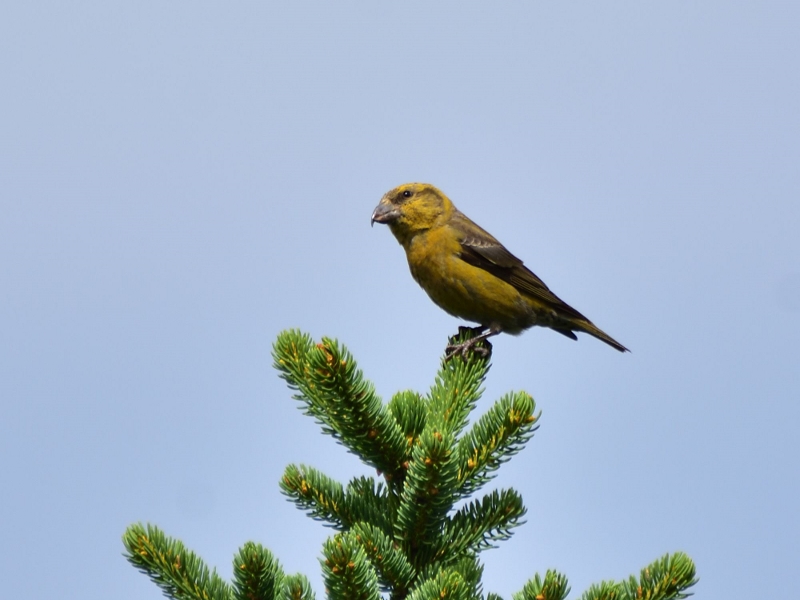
451 211 589 322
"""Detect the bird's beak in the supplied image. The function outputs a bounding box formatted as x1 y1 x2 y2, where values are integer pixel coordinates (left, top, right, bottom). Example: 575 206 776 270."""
371 200 400 227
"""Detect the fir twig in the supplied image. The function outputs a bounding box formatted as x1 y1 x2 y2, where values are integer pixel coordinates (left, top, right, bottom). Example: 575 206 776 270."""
232 542 284 600
514 570 571 600
456 391 539 497
343 476 395 537
427 343 490 437
395 427 459 565
280 464 346 528
441 488 527 555
122 523 232 600
578 552 697 600
407 567 470 600
273 331 408 487
280 574 316 600
321 532 381 600
387 390 428 463
350 522 415 595
125 330 697 600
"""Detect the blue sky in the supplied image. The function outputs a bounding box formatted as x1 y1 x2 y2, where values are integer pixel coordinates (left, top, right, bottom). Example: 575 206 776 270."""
1 3 798 598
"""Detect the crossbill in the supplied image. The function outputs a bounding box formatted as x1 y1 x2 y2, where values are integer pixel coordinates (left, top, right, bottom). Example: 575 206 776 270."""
371 183 628 355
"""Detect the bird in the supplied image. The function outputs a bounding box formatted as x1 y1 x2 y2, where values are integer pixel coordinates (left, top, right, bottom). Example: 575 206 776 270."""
371 183 628 356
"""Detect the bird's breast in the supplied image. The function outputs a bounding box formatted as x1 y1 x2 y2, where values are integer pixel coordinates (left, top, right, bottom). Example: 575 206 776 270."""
403 228 533 333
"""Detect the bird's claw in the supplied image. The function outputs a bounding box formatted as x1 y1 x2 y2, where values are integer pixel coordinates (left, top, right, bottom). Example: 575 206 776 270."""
445 327 493 361
445 342 490 360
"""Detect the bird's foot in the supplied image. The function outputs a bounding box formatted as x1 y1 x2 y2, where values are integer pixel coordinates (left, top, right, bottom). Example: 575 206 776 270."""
445 326 494 361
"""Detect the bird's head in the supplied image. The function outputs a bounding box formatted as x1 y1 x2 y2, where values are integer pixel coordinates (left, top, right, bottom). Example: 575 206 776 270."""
371 183 454 245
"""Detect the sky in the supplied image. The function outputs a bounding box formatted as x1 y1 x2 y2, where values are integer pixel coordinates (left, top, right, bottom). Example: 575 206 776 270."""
1 2 798 599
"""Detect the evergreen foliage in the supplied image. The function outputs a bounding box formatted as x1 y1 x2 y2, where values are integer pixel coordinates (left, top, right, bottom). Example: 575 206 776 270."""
123 328 697 599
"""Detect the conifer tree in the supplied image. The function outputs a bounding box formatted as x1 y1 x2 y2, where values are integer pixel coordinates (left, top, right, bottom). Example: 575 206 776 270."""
123 328 697 600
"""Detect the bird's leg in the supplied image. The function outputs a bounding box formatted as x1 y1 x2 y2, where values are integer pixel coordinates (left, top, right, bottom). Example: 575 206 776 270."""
445 325 500 360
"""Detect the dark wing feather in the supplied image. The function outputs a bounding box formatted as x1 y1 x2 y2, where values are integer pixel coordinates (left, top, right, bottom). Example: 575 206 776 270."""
451 211 589 323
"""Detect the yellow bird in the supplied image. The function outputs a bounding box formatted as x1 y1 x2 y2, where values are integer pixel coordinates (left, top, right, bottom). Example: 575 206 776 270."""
371 183 628 355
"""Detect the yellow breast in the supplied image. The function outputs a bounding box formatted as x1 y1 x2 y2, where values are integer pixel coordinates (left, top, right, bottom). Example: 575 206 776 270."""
403 226 532 333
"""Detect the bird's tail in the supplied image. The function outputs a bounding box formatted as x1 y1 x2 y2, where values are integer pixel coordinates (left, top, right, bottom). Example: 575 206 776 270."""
573 320 629 353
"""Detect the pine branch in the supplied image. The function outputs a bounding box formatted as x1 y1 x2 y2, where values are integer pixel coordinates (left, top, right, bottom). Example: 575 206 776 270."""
456 392 539 497
514 570 570 600
414 554 482 595
444 554 485 597
280 574 316 600
281 466 396 537
579 582 621 600
125 329 698 600
407 567 473 600
273 331 408 485
280 464 346 528
628 552 697 600
387 390 428 461
349 522 416 595
321 531 381 600
232 542 284 600
578 552 697 600
342 476 395 537
395 427 459 565
440 488 527 556
426 341 490 437
122 523 232 600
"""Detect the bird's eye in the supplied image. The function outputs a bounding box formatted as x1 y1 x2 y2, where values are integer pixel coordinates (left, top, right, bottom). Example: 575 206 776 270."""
402 190 412 198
